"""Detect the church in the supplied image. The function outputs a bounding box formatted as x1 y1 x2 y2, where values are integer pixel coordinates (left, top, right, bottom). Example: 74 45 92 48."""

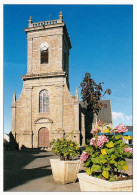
11 12 112 149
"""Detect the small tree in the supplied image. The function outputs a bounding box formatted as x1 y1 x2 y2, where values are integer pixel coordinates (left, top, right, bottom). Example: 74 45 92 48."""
80 72 112 115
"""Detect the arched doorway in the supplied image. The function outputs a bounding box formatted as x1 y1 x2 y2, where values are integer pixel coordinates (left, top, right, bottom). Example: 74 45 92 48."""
38 127 49 147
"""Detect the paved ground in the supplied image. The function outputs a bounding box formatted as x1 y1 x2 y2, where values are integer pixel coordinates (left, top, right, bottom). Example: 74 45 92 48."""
4 150 81 192
4 149 133 192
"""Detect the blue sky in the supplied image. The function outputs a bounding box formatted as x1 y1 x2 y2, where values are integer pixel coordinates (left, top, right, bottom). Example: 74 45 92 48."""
4 4 133 134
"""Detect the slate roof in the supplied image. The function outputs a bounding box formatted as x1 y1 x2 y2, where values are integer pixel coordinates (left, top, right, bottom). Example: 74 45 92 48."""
80 99 112 124
126 126 133 132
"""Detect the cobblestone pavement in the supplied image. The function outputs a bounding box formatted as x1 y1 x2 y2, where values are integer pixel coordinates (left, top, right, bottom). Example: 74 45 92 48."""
4 150 133 192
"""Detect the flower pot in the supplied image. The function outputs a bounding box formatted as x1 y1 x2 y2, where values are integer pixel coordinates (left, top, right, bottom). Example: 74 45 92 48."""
77 173 133 192
50 159 81 184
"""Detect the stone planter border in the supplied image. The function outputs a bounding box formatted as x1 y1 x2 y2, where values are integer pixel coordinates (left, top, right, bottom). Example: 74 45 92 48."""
78 172 133 192
50 159 81 184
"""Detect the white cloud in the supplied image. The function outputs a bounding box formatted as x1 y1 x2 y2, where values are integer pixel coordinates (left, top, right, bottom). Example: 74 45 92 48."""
112 112 132 121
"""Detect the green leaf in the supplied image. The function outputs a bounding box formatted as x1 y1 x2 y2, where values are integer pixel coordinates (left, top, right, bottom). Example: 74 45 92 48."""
84 160 91 167
101 159 107 164
117 165 123 171
120 142 125 147
92 154 96 158
92 157 100 164
115 134 122 140
109 175 118 181
114 139 123 145
100 154 108 159
117 147 123 154
102 170 109 179
106 141 114 148
109 159 117 166
103 166 110 171
118 160 126 166
85 145 93 153
124 144 130 148
107 148 115 155
111 154 117 159
91 164 101 172
124 152 132 157
86 167 92 175
99 155 107 164
117 160 127 170
114 150 121 157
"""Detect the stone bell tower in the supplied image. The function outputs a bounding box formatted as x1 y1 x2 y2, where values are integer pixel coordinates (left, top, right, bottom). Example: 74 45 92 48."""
11 11 80 149
23 11 71 89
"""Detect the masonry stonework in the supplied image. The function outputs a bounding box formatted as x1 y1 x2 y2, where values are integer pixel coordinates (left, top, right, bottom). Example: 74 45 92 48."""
11 12 81 149
11 12 112 149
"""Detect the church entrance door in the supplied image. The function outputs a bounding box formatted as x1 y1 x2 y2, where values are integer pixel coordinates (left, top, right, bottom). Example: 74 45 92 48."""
38 127 49 147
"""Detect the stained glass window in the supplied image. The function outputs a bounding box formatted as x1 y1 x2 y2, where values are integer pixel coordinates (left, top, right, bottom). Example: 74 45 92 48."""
39 90 49 113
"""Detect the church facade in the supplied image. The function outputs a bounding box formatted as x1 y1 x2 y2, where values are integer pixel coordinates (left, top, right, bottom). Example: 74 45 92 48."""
11 12 112 149
11 12 81 149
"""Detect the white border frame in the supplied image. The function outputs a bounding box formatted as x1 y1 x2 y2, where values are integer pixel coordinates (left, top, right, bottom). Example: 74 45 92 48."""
1 1 136 194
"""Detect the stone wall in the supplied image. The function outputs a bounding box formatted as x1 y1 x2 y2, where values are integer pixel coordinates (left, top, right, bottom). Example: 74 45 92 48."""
11 76 80 148
11 14 80 149
27 27 63 75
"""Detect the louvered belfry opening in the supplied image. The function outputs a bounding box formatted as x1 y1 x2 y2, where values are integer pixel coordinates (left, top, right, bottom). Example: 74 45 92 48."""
41 49 48 64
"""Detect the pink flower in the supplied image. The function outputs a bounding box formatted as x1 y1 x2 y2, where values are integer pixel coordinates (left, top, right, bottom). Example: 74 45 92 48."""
80 151 89 162
124 147 133 154
96 135 109 147
91 127 100 134
90 137 96 146
114 123 128 134
97 120 103 126
90 135 108 147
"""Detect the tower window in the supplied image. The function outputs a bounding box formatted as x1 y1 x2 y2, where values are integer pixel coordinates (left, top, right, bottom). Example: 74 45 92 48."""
39 90 49 113
41 49 48 64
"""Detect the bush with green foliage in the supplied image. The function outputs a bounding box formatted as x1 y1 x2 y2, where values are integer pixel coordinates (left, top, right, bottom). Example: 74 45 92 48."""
80 121 133 181
50 133 79 160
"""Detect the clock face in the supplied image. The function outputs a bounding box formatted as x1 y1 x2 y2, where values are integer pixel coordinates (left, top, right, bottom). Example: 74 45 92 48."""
40 42 49 51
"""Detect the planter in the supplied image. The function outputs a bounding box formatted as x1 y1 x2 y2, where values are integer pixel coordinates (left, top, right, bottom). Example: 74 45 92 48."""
77 173 133 192
50 159 81 184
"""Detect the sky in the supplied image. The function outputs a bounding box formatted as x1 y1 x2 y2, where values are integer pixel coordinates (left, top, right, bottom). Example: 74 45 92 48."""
4 4 133 134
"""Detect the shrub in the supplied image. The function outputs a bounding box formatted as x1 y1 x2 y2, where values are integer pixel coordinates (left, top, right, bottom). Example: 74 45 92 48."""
50 136 79 161
80 121 133 181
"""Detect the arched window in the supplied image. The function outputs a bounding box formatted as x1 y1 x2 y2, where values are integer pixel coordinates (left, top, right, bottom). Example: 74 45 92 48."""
39 90 49 113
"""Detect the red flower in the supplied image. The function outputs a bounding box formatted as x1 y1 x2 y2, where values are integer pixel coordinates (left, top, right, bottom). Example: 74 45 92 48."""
102 177 106 180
